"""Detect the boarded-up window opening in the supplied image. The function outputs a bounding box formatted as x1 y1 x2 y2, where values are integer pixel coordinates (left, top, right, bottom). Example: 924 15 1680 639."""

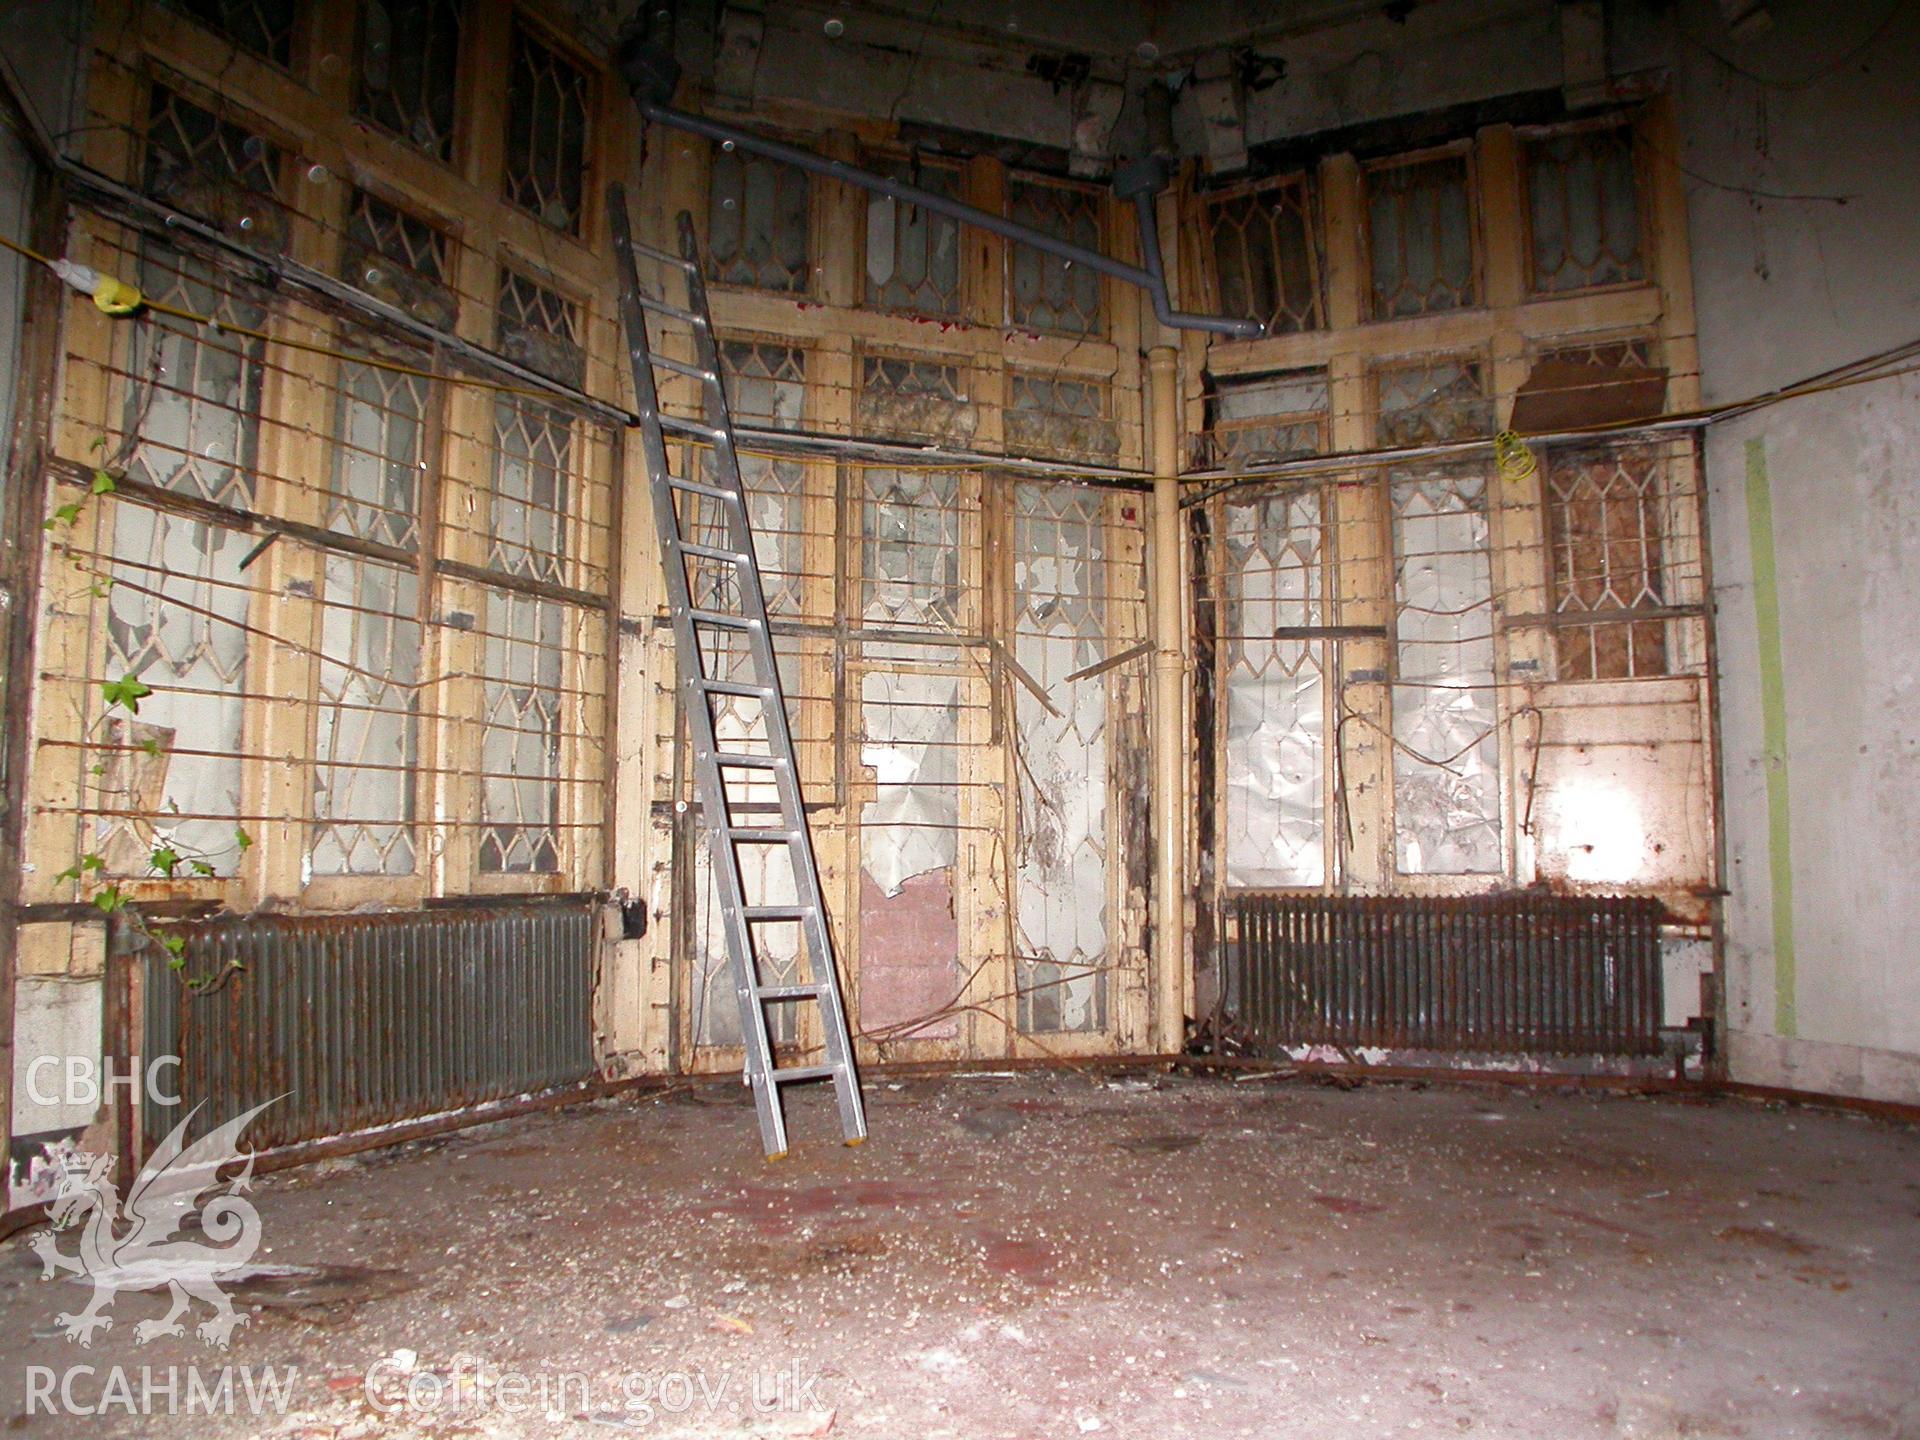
160 0 298 67
1199 368 1329 470
1006 372 1119 464
1524 121 1643 294
1206 173 1323 335
1376 356 1492 448
503 21 592 234
1008 175 1103 336
1545 445 1670 680
707 145 811 293
356 0 463 160
1013 484 1110 1034
1366 151 1475 318
1220 488 1329 888
342 187 457 330
865 157 962 316
1391 466 1502 875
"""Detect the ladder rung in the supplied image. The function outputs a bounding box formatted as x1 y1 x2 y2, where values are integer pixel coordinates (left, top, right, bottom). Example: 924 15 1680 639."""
767 1065 838 1084
713 751 785 769
756 983 828 1001
742 904 808 920
695 678 774 698
678 541 750 564
651 354 719 384
638 293 706 325
685 608 757 630
666 475 741 503
724 828 801 844
627 237 698 271
663 415 727 443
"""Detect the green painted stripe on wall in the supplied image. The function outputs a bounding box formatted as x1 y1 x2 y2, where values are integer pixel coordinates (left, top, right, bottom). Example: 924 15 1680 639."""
1745 437 1795 1037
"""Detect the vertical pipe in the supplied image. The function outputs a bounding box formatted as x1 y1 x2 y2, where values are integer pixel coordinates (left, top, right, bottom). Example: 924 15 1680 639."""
1149 347 1188 1055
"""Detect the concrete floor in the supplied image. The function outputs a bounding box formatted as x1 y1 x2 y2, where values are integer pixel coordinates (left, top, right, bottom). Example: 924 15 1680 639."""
2 1071 1917 1439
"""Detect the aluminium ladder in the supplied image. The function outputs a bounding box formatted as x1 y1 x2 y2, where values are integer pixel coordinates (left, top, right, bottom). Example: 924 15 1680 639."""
608 187 867 1158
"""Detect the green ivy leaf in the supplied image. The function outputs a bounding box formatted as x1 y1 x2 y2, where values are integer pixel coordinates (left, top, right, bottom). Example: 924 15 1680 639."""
149 846 181 877
137 737 162 757
93 887 126 915
79 854 105 873
88 762 106 777
54 864 82 884
51 502 83 527
162 934 186 956
233 827 253 854
168 955 186 971
90 469 117 496
188 858 215 877
88 435 107 454
101 675 152 714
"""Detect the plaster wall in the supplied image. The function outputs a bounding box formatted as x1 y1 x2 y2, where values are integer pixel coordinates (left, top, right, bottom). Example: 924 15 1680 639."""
1677 0 1920 1102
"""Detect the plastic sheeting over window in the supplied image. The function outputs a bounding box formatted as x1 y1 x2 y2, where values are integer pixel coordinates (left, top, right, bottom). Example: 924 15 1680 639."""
1012 485 1109 1034
1222 489 1327 888
1391 468 1502 875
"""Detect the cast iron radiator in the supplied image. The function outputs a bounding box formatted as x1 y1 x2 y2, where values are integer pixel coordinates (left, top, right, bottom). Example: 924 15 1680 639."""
141 899 598 1153
1222 892 1665 1057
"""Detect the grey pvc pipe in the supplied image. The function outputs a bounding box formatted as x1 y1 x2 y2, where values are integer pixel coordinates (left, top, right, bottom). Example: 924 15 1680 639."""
639 102 1263 340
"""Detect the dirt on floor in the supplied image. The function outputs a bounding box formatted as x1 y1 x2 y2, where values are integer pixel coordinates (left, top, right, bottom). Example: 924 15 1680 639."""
1 1070 1917 1439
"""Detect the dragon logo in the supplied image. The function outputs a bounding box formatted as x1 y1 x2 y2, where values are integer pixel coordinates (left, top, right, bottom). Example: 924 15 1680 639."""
30 1099 278 1348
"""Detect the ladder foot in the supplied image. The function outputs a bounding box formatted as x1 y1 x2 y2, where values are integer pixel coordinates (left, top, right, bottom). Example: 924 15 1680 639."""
764 1149 790 1163
842 1136 866 1148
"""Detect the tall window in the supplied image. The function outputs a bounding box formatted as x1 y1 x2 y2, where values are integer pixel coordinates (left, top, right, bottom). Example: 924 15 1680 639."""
1008 175 1103 335
1525 120 1644 293
312 358 428 877
103 247 267 873
1220 487 1330 888
1391 467 1501 875
356 0 464 160
480 270 582 873
1206 173 1323 335
1366 151 1476 318
865 156 962 315
708 147 811 292
1013 484 1111 1033
503 21 592 233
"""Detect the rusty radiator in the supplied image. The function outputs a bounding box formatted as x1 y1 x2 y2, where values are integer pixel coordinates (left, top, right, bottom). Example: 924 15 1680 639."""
140 900 598 1153
1224 892 1664 1057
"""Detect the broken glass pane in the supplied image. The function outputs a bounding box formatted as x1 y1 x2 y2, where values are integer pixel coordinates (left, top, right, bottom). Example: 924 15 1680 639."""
1222 489 1326 887
1391 467 1502 875
865 157 961 315
1376 357 1492 448
1200 368 1328 469
1013 484 1109 1034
